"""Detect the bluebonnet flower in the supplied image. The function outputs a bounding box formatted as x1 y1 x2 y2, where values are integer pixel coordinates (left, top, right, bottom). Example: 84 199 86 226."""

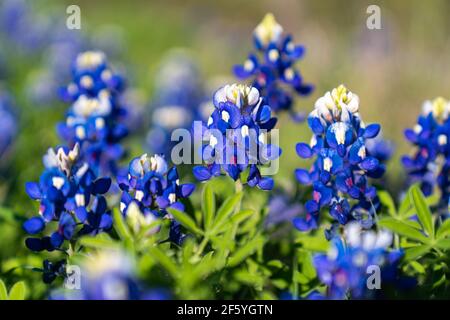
313 222 402 299
294 85 384 231
146 50 206 156
0 91 17 159
23 144 113 252
0 0 49 53
51 250 170 300
193 84 281 190
402 97 450 211
233 13 313 120
57 51 129 176
118 154 195 241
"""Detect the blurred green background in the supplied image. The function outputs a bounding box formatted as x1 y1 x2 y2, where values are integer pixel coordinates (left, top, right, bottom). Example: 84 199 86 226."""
0 0 449 298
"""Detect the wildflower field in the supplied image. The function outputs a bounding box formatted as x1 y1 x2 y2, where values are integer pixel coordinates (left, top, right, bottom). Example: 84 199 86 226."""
0 0 449 301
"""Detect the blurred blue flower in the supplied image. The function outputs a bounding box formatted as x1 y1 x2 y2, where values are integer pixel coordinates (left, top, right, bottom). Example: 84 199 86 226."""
118 154 195 242
23 144 112 252
0 90 17 159
233 13 313 120
313 222 402 299
51 250 170 300
146 50 206 156
0 0 50 53
402 97 450 212
193 84 281 190
265 194 303 228
294 85 384 230
57 51 129 177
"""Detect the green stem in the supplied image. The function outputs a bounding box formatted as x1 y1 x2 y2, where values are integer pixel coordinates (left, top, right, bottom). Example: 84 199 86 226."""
292 251 299 300
235 179 243 193
195 236 209 259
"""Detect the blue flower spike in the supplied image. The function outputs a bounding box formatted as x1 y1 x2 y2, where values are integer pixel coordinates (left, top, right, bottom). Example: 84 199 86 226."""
23 143 113 252
402 97 450 212
294 85 385 231
234 13 313 119
193 84 281 191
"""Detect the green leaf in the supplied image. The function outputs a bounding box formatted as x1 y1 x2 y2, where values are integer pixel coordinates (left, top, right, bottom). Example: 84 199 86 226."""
167 208 203 235
409 185 434 238
409 261 426 274
112 208 132 242
404 245 431 260
378 190 397 217
78 235 119 250
230 209 254 225
202 184 215 229
0 280 7 300
228 235 264 267
8 281 26 300
436 238 450 250
378 217 429 243
436 219 450 239
211 192 243 234
148 247 178 277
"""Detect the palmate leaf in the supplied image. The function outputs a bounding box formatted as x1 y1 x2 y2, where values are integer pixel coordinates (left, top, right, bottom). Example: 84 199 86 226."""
409 185 434 238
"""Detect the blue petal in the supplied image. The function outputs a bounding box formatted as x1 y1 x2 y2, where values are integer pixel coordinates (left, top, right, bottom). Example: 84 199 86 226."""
360 157 379 171
363 124 381 139
180 183 195 197
23 217 45 235
404 129 417 143
193 166 212 181
308 117 324 135
258 177 274 190
296 143 312 158
75 207 88 222
93 177 111 194
295 169 311 185
50 232 64 248
100 213 113 229
25 182 41 200
25 238 45 252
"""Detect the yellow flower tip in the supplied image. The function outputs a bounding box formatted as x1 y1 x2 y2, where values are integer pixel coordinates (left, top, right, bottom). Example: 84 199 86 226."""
254 13 283 46
261 13 277 27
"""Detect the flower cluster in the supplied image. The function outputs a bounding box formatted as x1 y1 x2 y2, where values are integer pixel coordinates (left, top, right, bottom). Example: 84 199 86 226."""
402 97 450 211
23 144 112 252
57 51 128 177
51 250 170 300
193 84 281 190
294 85 384 231
0 90 17 159
313 223 402 299
147 50 207 156
118 154 195 243
234 13 313 120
